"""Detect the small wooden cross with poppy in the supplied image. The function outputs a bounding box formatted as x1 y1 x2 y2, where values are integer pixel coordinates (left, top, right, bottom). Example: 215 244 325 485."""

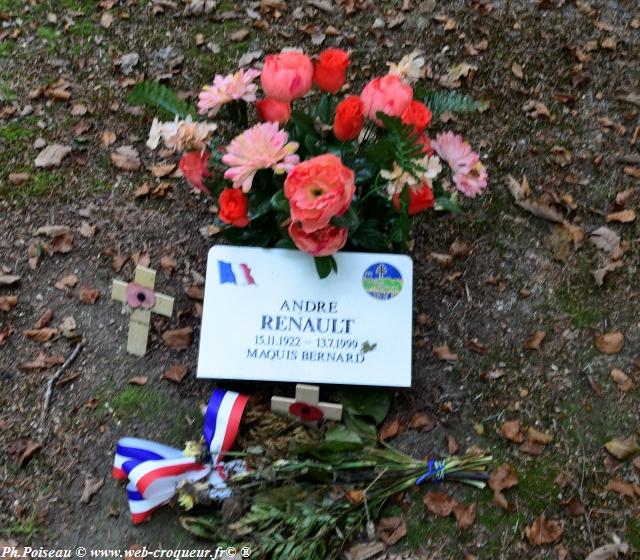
112 265 174 356
271 384 342 422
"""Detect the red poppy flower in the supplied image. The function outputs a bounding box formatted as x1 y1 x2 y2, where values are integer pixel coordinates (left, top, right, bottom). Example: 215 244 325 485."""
289 401 324 421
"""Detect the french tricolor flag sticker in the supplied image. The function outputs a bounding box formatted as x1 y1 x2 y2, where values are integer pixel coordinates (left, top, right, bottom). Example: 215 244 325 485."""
217 261 256 286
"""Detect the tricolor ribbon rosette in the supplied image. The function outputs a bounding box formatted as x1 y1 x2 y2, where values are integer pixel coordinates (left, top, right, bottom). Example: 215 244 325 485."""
113 389 249 524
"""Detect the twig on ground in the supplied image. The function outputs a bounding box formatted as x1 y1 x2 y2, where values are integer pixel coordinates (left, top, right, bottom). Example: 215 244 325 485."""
39 342 83 436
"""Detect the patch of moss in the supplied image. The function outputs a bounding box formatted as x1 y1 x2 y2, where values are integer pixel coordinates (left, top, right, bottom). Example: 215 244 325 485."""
514 460 559 514
36 26 60 40
0 40 15 58
627 518 640 551
0 120 37 142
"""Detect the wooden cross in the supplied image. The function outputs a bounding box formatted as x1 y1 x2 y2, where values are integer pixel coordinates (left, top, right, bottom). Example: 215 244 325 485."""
111 265 174 356
271 384 342 422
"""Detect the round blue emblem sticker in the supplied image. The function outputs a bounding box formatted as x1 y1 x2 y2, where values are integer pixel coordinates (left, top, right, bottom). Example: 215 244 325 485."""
362 263 403 300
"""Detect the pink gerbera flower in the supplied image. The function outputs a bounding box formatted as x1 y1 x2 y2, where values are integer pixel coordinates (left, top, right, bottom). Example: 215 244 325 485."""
198 68 261 116
222 122 299 192
432 131 479 175
454 161 488 198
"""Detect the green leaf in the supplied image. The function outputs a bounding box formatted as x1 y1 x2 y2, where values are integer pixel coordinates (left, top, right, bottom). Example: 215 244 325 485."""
270 190 290 213
289 110 318 140
314 256 337 279
315 93 334 125
351 158 378 186
330 207 360 230
417 88 486 118
435 195 462 214
342 411 378 441
334 388 391 424
128 81 196 119
350 220 388 251
325 425 362 445
275 237 295 249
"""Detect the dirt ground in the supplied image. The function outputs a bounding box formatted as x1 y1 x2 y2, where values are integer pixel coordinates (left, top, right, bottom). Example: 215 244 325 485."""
1 0 639 558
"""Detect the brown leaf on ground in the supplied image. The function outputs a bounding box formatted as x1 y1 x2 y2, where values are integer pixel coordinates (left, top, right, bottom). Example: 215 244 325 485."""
489 464 519 492
19 352 65 370
160 255 177 276
595 331 624 354
111 253 129 272
610 368 634 392
500 419 524 443
606 209 636 223
446 434 460 454
55 274 79 290
101 130 117 147
524 330 546 350
128 376 148 385
0 325 13 346
35 144 71 168
528 427 553 445
51 232 74 254
604 436 639 460
8 437 42 467
0 295 18 312
408 411 435 432
525 514 564 545
162 327 192 350
79 221 96 238
149 163 176 177
424 491 458 517
134 182 152 198
561 496 586 517
377 517 406 545
131 250 151 267
607 479 636 498
379 417 401 441
0 274 21 286
433 343 458 361
520 440 545 456
111 146 141 171
492 490 509 510
449 239 471 259
185 285 205 301
345 489 365 505
468 338 489 355
80 476 104 504
453 503 476 529
585 541 630 560
23 328 57 342
78 286 100 304
163 364 189 383
9 172 30 185
34 309 54 329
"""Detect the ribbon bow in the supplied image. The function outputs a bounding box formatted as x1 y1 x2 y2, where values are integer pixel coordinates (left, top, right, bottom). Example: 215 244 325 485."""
113 389 249 524
415 459 446 486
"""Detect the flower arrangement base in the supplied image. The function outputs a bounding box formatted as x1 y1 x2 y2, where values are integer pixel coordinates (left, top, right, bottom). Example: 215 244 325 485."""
111 265 174 356
271 383 343 423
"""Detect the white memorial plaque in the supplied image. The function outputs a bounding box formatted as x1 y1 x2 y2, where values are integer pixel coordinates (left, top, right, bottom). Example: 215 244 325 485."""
197 245 413 387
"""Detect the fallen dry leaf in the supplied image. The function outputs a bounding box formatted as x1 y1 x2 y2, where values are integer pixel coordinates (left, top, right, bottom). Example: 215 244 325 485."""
595 331 624 354
524 330 546 350
163 363 189 384
379 417 401 441
489 464 519 492
101 130 117 147
453 503 476 529
34 309 54 329
345 489 365 505
8 437 42 467
511 62 524 79
0 325 14 346
35 144 71 168
500 419 524 443
128 375 148 385
606 209 636 223
606 479 636 498
433 343 458 361
604 436 639 460
134 181 152 198
561 496 586 517
376 517 406 546
9 172 30 185
160 255 177 276
525 514 564 545
585 540 630 560
162 327 192 350
80 476 104 503
51 232 74 254
520 440 545 456
19 352 65 370
424 491 458 517
528 427 553 445
0 273 21 286
0 295 18 312
55 274 79 290
59 316 77 338
111 145 141 171
23 328 57 342
79 221 96 238
408 411 435 432
446 434 460 455
149 163 176 177
78 286 100 304
610 368 634 392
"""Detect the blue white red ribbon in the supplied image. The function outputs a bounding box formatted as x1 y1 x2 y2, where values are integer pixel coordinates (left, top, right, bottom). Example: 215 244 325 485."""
113 389 249 524
415 459 446 485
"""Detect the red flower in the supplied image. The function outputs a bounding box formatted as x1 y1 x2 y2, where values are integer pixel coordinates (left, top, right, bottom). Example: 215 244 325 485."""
401 100 432 135
180 150 210 193
392 182 435 215
333 96 364 142
313 48 350 94
256 98 292 125
218 188 250 227
289 401 324 421
417 132 434 156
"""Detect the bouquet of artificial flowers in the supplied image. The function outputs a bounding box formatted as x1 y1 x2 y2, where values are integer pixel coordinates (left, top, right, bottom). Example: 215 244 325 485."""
137 48 487 277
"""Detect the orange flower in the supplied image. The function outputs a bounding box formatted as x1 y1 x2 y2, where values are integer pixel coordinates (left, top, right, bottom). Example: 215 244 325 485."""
333 96 364 142
288 222 348 256
256 98 291 125
392 182 435 215
218 188 250 227
401 100 432 135
179 151 210 192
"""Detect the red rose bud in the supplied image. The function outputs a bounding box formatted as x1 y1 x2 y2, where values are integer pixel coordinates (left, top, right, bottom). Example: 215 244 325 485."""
417 132 434 155
179 150 210 193
392 183 435 215
256 98 292 125
313 48 350 94
218 188 250 227
400 100 432 135
333 96 364 142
